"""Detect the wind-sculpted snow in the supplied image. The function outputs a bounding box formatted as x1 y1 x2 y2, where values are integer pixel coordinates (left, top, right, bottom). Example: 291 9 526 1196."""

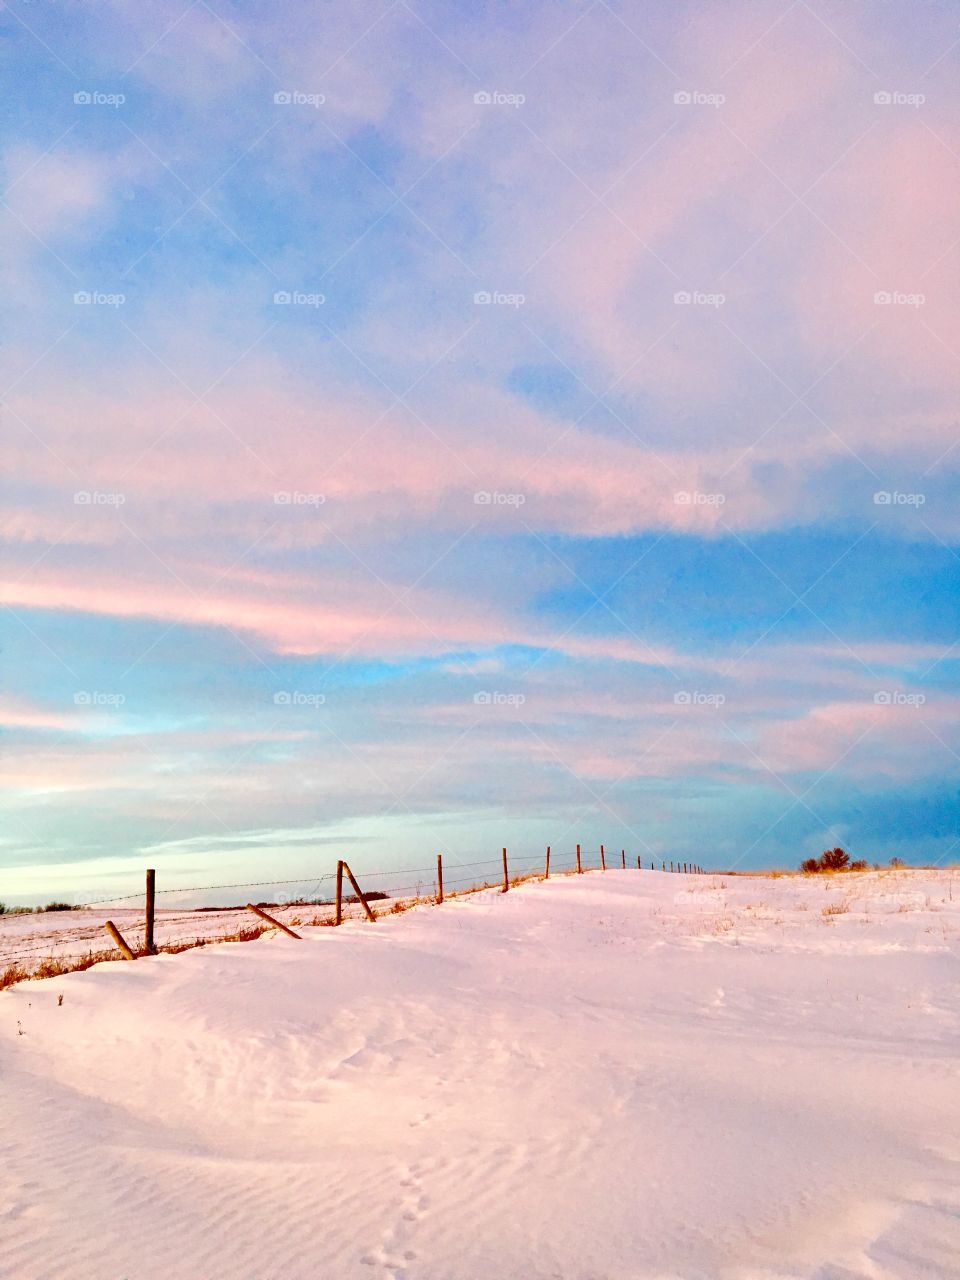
2 868 959 1279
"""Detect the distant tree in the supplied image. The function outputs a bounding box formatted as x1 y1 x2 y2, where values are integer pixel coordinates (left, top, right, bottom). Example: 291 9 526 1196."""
800 858 820 874
849 859 868 871
889 856 905 868
820 847 850 872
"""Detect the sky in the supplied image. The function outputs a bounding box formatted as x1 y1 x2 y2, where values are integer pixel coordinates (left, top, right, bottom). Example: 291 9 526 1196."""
2 0 959 903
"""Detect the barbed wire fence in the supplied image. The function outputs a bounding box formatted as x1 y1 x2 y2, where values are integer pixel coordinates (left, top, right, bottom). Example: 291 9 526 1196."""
0 846 706 978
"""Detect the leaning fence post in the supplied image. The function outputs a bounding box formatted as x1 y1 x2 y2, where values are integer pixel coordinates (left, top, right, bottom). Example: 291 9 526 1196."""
502 847 509 892
335 859 344 925
437 853 444 904
342 862 376 922
544 845 551 878
246 903 301 939
104 921 135 960
145 868 156 954
600 844 606 871
576 843 582 874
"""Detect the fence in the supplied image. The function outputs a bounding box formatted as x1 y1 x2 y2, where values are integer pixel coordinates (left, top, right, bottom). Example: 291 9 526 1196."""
0 846 706 984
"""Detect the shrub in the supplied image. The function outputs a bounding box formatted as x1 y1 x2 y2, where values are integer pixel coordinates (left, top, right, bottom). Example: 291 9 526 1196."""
890 856 905 868
819 847 850 872
798 847 858 873
42 902 73 912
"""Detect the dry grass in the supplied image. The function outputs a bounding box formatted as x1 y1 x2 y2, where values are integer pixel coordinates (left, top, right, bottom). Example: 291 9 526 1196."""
822 901 851 917
1 923 270 992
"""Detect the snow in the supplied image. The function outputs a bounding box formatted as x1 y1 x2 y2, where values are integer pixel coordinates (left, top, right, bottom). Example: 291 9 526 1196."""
3 868 959 1280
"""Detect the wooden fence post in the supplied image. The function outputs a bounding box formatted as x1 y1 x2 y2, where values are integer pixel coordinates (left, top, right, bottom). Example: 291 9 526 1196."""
544 845 551 879
670 860 674 872
335 859 344 925
246 903 301 939
661 860 665 871
576 843 582 874
621 849 626 869
437 853 443 904
637 855 642 870
651 861 654 870
342 862 376 922
104 921 135 960
502 847 509 892
600 844 606 871
145 868 156 954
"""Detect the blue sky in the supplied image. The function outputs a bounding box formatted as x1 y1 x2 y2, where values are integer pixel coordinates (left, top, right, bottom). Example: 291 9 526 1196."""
2 0 958 902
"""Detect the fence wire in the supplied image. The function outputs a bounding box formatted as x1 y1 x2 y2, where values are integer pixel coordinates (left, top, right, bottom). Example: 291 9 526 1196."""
1 848 706 975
